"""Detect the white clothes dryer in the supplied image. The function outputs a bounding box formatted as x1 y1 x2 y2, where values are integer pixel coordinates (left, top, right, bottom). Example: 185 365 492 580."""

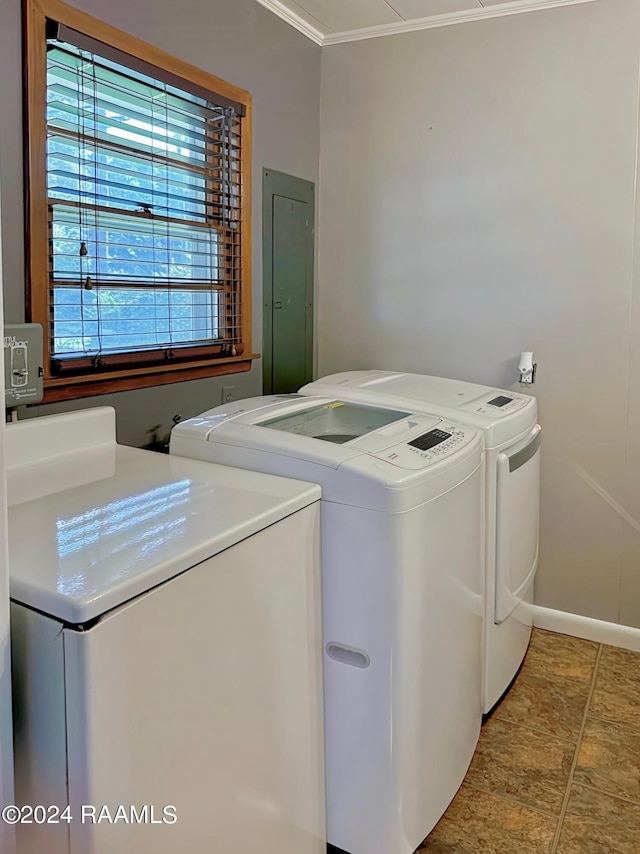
8 407 325 854
301 372 541 714
171 395 484 854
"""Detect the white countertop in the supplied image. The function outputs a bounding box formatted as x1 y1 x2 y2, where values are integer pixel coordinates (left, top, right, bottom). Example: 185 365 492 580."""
7 410 320 625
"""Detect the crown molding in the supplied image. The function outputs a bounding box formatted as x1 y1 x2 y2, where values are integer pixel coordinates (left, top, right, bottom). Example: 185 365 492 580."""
255 0 598 47
324 0 598 44
252 0 325 45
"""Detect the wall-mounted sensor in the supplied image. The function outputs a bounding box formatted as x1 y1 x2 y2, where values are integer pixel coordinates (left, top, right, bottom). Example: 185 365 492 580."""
519 351 536 385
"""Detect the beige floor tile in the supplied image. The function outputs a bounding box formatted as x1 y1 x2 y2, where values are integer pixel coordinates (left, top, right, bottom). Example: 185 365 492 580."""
573 715 640 803
494 669 590 743
419 784 556 853
556 783 640 853
590 645 640 729
464 716 575 815
410 635 640 853
524 629 599 682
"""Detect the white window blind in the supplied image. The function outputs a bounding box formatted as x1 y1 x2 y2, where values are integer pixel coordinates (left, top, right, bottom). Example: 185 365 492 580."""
46 27 244 375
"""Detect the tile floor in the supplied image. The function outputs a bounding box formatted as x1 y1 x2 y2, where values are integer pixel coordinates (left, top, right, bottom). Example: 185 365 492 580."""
419 628 640 853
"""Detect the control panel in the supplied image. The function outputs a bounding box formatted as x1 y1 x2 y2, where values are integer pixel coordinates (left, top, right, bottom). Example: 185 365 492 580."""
4 324 44 407
370 423 472 470
409 428 452 451
467 393 530 417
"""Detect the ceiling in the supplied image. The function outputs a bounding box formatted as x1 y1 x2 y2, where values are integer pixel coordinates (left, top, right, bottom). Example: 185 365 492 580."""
254 0 597 44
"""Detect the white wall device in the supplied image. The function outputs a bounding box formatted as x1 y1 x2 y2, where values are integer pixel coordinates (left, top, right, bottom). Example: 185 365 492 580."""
4 324 44 407
518 351 536 384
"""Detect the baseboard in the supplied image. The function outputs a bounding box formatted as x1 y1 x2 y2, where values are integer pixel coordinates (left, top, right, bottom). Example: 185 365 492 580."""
533 605 640 652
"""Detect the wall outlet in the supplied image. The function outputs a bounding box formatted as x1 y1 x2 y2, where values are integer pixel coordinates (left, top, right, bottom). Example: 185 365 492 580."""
221 386 235 404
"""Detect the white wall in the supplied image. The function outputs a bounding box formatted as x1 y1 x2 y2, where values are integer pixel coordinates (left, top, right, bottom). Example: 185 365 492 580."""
318 0 640 626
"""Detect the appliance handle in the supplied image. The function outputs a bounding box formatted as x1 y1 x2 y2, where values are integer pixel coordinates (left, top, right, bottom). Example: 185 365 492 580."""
494 423 542 625
506 424 541 473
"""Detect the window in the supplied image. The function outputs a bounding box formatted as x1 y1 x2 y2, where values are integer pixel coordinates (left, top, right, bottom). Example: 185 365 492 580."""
24 0 254 400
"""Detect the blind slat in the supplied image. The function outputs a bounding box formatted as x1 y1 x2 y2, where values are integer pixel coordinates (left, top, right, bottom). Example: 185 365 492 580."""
47 53 227 124
47 129 219 179
46 109 242 157
48 139 234 180
50 200 230 234
48 27 246 116
47 73 220 138
48 174 219 222
47 94 213 155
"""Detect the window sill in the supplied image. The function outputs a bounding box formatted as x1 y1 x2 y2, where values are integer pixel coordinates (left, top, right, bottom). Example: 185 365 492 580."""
42 354 260 403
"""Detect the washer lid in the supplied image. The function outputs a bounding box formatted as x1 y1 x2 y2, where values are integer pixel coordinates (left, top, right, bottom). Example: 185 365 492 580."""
7 412 320 625
173 395 453 471
171 395 484 512
300 371 538 448
257 400 411 445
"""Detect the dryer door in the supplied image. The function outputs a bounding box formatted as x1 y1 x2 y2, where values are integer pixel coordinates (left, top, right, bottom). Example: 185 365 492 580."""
494 425 541 624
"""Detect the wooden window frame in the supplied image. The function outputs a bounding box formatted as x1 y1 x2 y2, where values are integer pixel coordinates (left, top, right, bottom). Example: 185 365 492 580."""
24 0 257 402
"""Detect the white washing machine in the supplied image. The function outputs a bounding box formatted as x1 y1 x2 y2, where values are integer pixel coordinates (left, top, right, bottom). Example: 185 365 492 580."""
301 371 541 714
7 407 325 854
170 395 484 854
